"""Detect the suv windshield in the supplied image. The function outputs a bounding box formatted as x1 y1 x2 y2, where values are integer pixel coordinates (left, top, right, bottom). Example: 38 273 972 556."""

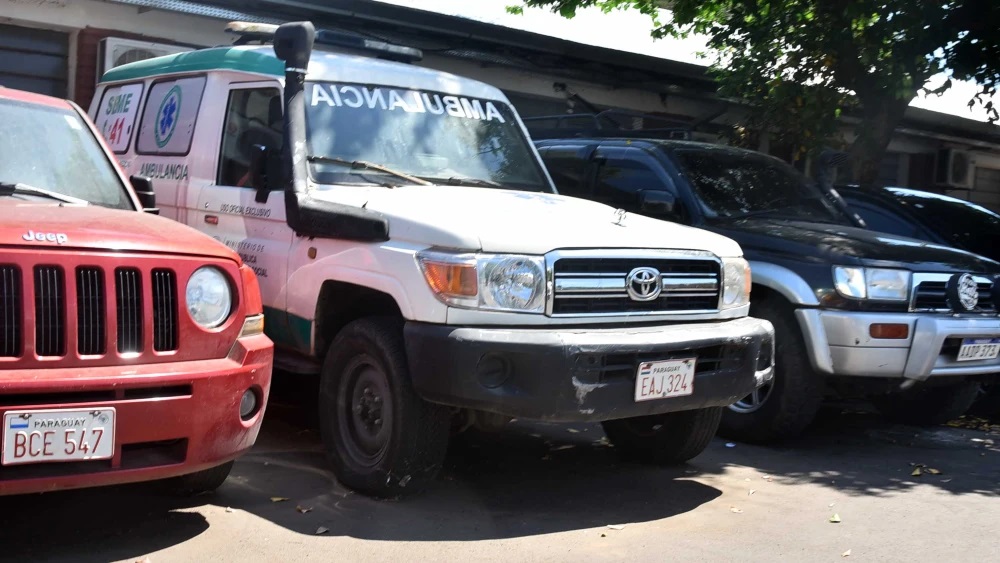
304 82 547 190
0 98 132 210
673 148 847 224
890 188 1000 257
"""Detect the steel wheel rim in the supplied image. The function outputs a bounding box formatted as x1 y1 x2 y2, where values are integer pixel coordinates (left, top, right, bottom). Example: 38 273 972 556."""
338 355 392 468
730 381 774 414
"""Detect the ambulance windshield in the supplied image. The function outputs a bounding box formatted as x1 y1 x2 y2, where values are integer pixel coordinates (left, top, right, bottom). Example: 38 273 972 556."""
304 82 548 190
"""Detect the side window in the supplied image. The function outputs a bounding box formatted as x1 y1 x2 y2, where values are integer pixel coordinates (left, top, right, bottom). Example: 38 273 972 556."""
851 202 921 238
594 157 666 211
93 83 144 153
218 87 284 187
136 76 206 155
541 148 591 198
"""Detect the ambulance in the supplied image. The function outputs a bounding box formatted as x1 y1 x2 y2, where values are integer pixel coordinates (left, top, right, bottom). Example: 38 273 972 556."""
92 21 774 497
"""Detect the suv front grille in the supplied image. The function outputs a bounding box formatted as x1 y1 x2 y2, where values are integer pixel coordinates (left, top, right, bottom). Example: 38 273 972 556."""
34 266 66 357
0 265 22 357
0 263 180 360
911 274 996 313
550 254 721 316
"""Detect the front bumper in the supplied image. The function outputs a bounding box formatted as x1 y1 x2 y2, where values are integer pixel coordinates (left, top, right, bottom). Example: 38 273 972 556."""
797 309 1000 380
0 334 273 496
405 317 774 422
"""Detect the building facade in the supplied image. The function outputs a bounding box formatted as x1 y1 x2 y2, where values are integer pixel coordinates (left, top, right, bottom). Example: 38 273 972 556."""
4 0 999 211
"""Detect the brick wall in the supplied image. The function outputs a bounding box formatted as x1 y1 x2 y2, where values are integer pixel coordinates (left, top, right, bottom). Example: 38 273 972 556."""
74 27 190 109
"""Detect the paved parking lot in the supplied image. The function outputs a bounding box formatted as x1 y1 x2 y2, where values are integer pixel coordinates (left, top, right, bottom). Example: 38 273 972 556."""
3 378 999 563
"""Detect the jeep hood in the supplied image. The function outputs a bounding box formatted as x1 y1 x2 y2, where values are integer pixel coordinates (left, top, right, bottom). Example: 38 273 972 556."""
310 185 743 256
707 218 1000 273
0 200 239 261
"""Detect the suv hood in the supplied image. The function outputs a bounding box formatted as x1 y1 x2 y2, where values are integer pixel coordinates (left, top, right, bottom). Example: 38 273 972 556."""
1 200 239 261
708 218 1000 273
311 185 743 256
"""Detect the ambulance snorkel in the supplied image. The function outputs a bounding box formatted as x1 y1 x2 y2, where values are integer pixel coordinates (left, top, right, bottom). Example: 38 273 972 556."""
272 21 391 242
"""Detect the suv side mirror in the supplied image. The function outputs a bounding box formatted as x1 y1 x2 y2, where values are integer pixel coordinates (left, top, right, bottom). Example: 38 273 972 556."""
251 144 270 203
129 175 159 215
638 190 676 218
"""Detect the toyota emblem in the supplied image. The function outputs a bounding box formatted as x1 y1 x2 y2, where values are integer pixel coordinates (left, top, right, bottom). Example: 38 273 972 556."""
626 267 662 301
948 273 979 311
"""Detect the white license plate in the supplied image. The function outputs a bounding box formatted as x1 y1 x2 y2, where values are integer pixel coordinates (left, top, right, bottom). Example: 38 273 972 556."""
635 358 696 402
2 408 116 466
957 338 1000 362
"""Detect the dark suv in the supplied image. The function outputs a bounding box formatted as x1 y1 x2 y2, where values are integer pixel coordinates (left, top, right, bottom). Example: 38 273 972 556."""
837 185 1000 263
533 133 1000 442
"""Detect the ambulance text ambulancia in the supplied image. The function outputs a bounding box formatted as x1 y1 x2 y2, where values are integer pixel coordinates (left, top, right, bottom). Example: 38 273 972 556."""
92 21 775 497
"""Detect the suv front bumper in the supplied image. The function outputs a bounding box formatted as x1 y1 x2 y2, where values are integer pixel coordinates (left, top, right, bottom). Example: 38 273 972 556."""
797 309 1000 380
404 317 774 422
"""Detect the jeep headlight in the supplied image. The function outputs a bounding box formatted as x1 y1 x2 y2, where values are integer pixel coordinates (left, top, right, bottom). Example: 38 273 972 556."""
833 266 910 301
417 251 546 313
186 266 233 327
722 257 751 309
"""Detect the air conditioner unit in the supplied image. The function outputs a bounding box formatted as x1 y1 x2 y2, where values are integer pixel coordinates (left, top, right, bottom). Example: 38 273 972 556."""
934 148 973 189
97 37 193 81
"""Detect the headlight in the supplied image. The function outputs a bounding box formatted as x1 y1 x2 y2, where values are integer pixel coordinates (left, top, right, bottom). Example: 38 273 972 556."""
186 266 233 327
417 251 546 313
833 266 910 301
722 257 751 309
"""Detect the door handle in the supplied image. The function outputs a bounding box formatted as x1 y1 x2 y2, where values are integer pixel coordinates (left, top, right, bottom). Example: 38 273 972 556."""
205 215 219 225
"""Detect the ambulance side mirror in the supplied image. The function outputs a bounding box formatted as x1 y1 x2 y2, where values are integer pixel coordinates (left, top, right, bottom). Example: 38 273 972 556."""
251 144 270 203
130 175 159 215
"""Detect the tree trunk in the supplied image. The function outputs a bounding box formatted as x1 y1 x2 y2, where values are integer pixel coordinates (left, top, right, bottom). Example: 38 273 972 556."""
847 93 915 191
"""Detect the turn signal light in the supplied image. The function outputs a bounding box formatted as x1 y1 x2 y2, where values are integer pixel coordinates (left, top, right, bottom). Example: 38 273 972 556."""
870 323 909 339
422 262 478 297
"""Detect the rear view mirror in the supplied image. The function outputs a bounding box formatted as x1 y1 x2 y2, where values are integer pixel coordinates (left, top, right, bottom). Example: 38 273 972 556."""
638 190 676 218
129 175 159 215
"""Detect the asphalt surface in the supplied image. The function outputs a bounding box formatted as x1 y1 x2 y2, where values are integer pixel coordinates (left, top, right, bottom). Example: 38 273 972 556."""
2 377 999 562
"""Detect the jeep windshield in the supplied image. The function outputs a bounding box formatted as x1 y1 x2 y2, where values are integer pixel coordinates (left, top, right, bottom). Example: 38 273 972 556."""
0 98 133 210
304 82 547 191
673 148 849 224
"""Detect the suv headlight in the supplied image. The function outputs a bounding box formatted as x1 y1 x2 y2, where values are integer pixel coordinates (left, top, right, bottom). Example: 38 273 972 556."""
417 251 546 313
186 266 233 327
833 266 910 301
722 257 751 309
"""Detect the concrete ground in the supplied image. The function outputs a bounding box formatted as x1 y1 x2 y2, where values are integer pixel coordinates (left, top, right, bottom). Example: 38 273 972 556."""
2 378 999 563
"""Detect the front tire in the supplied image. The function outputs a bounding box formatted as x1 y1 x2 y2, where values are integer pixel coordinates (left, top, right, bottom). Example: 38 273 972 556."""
720 298 823 443
601 407 723 464
319 317 450 498
871 381 979 426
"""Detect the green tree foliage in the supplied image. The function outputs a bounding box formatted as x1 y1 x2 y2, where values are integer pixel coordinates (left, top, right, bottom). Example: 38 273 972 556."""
511 0 1000 187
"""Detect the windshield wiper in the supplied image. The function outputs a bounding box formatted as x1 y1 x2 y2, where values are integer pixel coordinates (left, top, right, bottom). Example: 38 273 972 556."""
306 156 431 186
418 176 504 188
0 182 88 206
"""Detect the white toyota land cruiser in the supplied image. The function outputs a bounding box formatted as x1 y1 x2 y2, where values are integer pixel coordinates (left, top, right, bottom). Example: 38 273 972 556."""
91 21 774 497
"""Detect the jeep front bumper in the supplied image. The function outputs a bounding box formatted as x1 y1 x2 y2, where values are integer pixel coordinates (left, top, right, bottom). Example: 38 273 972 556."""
404 317 774 422
797 309 1000 380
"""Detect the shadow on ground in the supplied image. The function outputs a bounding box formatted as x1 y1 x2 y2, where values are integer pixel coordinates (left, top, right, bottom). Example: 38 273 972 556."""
707 406 1000 498
2 375 1000 560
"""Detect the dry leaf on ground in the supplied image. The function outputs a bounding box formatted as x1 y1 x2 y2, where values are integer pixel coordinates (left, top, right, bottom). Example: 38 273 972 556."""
842 549 852 557
296 505 313 514
829 513 842 523
315 527 329 535
270 496 290 502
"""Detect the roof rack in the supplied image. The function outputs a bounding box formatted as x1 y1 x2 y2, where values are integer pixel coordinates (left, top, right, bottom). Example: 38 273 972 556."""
524 109 694 141
224 21 423 63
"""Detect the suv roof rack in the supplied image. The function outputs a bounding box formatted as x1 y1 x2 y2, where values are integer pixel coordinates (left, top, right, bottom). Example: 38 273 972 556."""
225 21 423 63
524 109 693 141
